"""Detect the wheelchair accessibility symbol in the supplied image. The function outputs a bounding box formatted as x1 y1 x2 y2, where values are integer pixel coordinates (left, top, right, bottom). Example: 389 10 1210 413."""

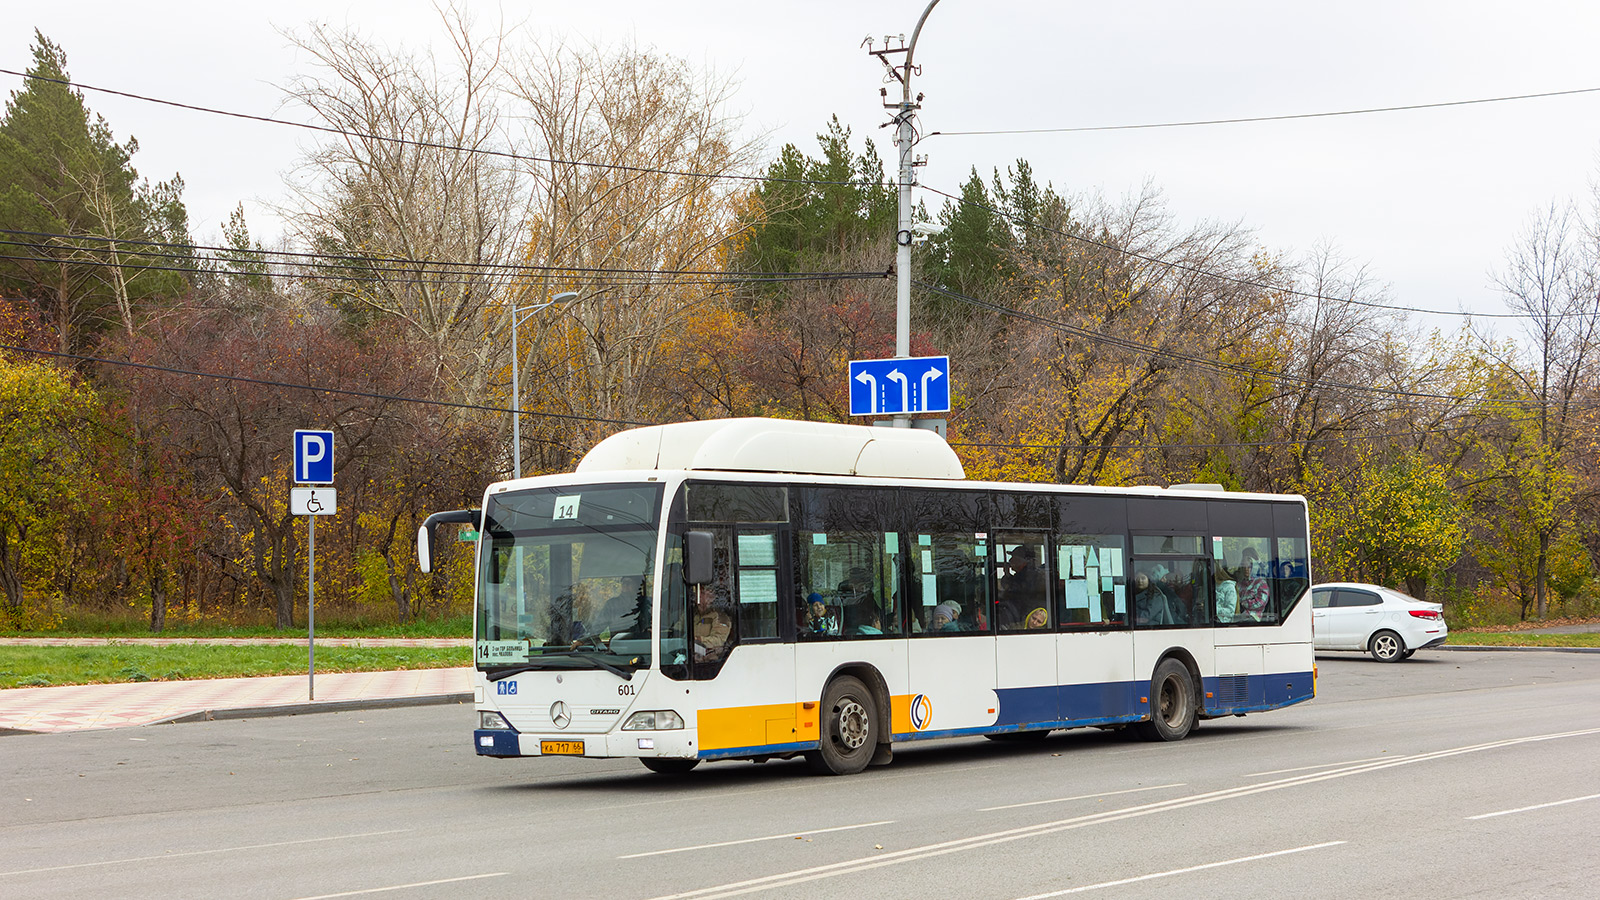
290 487 338 517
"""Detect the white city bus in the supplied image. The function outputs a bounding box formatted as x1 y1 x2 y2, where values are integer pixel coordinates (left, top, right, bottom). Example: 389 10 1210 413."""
417 418 1315 776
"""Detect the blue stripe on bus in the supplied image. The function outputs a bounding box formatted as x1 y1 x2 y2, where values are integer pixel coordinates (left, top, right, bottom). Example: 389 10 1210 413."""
474 729 522 757
699 740 817 760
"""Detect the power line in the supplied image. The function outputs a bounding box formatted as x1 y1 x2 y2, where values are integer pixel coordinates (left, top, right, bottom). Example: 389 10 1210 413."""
0 342 650 428
0 249 889 290
948 408 1546 453
0 68 884 192
931 86 1600 137
0 227 888 283
914 279 1548 409
918 183 1534 321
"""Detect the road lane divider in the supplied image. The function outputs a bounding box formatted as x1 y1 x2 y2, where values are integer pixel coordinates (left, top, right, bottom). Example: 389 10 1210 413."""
644 726 1600 900
0 830 410 877
618 821 896 859
1012 841 1347 898
288 872 507 899
1467 792 1600 820
980 783 1186 812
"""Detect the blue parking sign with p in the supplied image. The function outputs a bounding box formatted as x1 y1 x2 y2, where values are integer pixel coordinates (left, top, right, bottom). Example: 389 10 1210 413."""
294 430 335 484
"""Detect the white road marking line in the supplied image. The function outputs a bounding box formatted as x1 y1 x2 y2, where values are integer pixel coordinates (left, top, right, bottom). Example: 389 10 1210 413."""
618 821 896 859
0 830 410 877
1468 792 1600 820
646 726 1600 900
1245 755 1394 777
981 783 1186 811
288 873 508 899
1013 841 1347 898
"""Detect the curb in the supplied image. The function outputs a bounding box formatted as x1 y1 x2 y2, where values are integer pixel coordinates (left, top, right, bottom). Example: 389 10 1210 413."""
1438 644 1600 655
152 691 475 725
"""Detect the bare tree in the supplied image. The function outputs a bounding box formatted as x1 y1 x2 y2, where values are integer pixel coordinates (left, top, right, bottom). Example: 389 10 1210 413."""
283 6 527 407
1488 201 1600 616
505 39 762 463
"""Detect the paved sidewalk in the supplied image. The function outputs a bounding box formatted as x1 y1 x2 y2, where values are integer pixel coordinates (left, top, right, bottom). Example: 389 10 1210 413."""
0 667 474 736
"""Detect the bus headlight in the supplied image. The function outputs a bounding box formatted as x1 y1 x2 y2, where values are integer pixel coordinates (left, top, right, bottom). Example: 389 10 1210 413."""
480 710 511 730
622 710 684 731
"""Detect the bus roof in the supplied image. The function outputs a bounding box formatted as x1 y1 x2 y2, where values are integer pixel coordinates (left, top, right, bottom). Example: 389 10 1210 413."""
575 418 967 480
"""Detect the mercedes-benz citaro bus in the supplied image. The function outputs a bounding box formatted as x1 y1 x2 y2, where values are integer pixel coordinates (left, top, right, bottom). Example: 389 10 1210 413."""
416 418 1315 776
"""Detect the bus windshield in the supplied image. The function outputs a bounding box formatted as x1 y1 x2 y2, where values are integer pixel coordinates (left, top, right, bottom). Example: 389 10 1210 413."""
475 483 662 673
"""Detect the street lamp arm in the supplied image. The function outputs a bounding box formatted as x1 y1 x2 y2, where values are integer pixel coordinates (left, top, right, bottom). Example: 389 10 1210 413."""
903 0 942 102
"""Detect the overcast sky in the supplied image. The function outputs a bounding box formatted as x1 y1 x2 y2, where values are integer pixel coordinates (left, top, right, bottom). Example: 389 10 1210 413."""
8 1 1600 334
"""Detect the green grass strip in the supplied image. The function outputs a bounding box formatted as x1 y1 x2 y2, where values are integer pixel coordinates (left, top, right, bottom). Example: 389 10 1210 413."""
1448 632 1600 649
0 644 468 689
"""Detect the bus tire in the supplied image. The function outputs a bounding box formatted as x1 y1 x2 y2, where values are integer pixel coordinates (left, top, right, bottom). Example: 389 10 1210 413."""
1135 658 1197 742
806 676 877 775
640 758 700 775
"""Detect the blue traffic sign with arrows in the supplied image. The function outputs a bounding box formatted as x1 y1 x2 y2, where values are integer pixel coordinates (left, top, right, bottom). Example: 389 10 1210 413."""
848 356 951 416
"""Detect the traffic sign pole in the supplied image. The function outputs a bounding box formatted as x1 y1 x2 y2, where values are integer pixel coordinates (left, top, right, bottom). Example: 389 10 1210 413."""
293 431 334 701
307 516 315 700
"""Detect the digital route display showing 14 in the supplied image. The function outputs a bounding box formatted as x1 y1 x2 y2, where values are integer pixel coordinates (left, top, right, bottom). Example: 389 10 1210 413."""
848 355 951 416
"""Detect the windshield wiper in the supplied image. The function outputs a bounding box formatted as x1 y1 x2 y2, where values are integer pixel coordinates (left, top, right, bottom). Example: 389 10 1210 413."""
485 651 635 681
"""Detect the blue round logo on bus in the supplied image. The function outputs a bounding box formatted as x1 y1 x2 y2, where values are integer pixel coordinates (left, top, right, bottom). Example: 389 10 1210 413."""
909 693 933 731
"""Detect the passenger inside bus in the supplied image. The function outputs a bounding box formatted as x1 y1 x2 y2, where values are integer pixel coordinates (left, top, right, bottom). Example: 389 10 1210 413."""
805 594 839 635
1236 548 1271 620
998 545 1046 628
930 602 964 632
691 585 733 662
1133 567 1177 626
852 604 884 635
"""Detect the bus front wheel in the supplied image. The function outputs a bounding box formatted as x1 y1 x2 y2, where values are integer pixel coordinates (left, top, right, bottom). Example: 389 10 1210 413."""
1135 658 1197 742
807 676 877 775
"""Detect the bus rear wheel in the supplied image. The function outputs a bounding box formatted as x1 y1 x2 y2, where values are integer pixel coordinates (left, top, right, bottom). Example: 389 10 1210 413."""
640 758 700 775
1135 658 1197 742
806 675 877 775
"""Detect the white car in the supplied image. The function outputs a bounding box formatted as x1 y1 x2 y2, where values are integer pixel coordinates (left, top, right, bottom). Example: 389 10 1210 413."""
1310 582 1448 662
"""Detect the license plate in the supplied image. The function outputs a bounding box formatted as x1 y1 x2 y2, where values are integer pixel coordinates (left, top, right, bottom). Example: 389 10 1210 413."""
540 740 584 756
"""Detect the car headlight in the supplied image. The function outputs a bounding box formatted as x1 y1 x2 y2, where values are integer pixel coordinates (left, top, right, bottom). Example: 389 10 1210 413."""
480 710 511 730
621 710 684 731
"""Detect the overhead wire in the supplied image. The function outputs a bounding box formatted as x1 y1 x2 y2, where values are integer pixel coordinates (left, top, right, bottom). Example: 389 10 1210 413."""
0 68 1566 319
913 279 1553 410
0 227 888 282
917 183 1535 321
0 342 652 429
0 68 885 192
930 86 1600 137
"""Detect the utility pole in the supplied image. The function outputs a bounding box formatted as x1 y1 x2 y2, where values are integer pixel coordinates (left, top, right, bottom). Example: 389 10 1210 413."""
867 0 941 428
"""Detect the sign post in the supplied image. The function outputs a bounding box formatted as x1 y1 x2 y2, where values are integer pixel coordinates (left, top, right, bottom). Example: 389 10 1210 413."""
292 430 335 701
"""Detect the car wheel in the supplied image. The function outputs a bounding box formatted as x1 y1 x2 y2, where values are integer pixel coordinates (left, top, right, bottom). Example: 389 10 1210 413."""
1135 658 1197 741
640 758 700 775
806 675 877 775
1369 630 1406 663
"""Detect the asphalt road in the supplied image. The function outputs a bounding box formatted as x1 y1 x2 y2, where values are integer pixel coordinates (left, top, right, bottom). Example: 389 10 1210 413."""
5 650 1599 900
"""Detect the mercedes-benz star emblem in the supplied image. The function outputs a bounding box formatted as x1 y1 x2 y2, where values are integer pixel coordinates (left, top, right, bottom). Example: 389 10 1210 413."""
550 701 571 729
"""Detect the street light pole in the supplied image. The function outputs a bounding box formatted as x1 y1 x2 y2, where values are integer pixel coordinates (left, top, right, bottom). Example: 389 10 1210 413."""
873 0 941 428
510 290 579 479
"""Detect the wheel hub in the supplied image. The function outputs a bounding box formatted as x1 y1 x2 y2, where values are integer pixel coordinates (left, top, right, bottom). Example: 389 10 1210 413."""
836 698 869 750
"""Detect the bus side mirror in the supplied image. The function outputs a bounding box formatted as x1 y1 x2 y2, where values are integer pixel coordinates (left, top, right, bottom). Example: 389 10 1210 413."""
684 530 714 585
417 525 433 574
417 509 482 574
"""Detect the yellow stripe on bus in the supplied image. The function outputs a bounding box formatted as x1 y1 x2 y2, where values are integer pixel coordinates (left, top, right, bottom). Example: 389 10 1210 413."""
699 703 820 751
